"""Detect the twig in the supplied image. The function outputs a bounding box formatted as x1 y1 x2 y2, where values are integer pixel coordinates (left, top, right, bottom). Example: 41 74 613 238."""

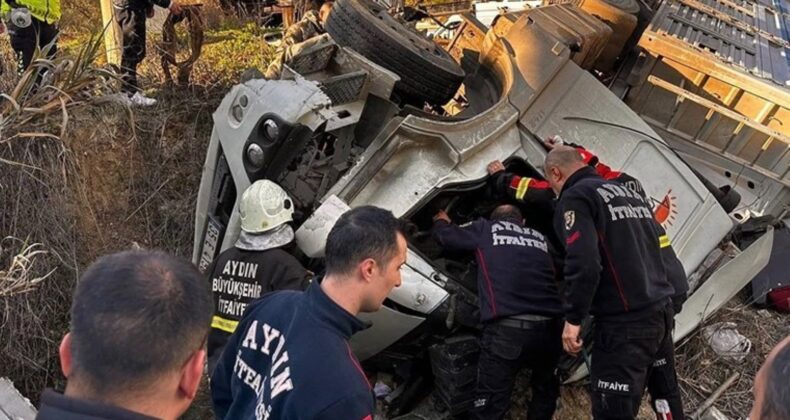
691 372 740 419
124 177 173 222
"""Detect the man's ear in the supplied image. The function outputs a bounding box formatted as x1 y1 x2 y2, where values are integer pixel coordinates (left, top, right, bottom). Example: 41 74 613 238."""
179 349 206 400
59 333 73 378
359 258 376 283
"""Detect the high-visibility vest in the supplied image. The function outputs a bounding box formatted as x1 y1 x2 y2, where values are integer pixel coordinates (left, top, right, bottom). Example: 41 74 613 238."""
1 0 61 25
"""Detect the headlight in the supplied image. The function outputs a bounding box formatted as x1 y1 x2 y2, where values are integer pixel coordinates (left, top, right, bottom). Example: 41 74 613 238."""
246 143 264 168
262 119 279 141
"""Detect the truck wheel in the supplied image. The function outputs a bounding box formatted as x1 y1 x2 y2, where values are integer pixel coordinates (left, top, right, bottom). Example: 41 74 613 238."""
325 0 465 105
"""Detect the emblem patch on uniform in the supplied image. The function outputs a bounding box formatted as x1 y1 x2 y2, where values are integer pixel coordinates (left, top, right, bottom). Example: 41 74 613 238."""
564 210 575 230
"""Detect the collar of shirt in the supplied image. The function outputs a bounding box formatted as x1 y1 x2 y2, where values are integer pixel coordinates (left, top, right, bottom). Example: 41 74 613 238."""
560 165 599 196
306 281 369 339
37 389 159 420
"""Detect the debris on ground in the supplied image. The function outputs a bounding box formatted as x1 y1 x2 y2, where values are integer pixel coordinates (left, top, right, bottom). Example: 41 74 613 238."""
0 378 37 420
703 323 752 362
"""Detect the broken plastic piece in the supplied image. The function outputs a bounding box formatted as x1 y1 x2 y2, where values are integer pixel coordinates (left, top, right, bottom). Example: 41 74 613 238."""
702 322 752 362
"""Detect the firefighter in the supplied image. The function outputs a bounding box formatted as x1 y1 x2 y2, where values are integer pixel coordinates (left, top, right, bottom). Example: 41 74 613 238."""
205 180 310 377
489 144 687 419
544 146 679 420
0 0 59 77
432 204 563 420
113 0 182 106
264 1 333 79
211 206 407 419
488 140 688 317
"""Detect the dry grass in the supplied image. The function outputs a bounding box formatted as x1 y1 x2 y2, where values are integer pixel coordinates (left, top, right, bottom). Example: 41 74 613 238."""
0 238 56 297
0 14 227 405
675 293 789 418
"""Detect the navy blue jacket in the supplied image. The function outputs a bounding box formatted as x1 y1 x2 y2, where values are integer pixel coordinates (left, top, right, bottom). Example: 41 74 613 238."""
211 281 375 420
432 217 563 322
36 389 156 420
555 166 674 325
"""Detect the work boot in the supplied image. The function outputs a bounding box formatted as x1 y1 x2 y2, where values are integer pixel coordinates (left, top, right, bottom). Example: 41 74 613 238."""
129 91 157 107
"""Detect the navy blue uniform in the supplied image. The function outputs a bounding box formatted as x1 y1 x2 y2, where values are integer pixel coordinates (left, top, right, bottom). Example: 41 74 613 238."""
432 217 563 420
492 150 688 314
556 166 681 420
432 218 563 322
211 281 374 420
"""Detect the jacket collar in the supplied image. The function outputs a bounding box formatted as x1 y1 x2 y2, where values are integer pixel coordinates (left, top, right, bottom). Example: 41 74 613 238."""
37 389 159 420
306 281 369 339
560 166 600 196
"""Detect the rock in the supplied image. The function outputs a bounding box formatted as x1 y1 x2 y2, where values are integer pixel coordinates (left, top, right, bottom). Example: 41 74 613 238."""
700 406 729 420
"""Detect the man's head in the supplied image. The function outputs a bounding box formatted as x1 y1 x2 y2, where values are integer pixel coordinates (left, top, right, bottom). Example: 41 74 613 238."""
751 336 790 420
60 251 213 420
544 145 587 194
318 1 334 25
491 204 523 224
324 206 407 313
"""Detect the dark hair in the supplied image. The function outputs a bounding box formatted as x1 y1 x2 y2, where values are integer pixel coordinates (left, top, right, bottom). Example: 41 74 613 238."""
69 251 213 395
762 340 790 420
491 204 522 221
325 206 405 276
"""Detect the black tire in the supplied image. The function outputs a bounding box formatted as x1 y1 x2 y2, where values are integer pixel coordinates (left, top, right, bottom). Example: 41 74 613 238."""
325 0 465 105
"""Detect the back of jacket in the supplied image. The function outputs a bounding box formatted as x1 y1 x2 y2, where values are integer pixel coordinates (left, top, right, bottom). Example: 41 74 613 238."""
433 218 563 322
206 247 308 361
555 167 674 325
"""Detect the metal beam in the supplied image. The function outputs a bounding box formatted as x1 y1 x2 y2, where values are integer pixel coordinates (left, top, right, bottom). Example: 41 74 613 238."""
672 0 789 48
647 75 790 147
638 33 790 109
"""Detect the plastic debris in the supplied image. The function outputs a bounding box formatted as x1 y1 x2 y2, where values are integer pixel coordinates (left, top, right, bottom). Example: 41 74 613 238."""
374 381 393 399
702 322 752 362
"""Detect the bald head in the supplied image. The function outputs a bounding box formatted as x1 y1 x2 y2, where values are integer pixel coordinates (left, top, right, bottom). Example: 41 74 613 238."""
544 146 587 194
751 336 790 420
491 204 522 223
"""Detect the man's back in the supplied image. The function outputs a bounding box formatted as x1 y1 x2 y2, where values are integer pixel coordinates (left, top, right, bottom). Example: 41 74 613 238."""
433 217 563 322
557 167 674 321
211 282 374 420
207 246 308 366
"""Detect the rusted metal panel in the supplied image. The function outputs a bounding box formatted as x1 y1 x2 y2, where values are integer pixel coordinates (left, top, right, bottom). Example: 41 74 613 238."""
625 0 790 216
645 0 790 85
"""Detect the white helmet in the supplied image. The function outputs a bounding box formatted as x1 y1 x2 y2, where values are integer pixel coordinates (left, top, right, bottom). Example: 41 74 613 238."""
239 180 295 234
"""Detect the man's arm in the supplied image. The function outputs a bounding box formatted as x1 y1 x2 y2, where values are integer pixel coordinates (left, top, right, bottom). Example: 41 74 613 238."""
431 211 481 251
487 161 556 216
273 254 311 291
660 235 688 314
210 317 247 419
558 192 601 355
559 193 602 326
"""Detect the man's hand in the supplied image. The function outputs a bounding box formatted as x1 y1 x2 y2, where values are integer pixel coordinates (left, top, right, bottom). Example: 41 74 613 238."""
543 135 565 150
433 210 451 224
169 1 183 15
487 160 505 175
562 321 583 355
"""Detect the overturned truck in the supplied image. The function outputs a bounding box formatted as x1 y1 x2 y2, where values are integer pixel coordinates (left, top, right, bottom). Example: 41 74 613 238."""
193 0 787 414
